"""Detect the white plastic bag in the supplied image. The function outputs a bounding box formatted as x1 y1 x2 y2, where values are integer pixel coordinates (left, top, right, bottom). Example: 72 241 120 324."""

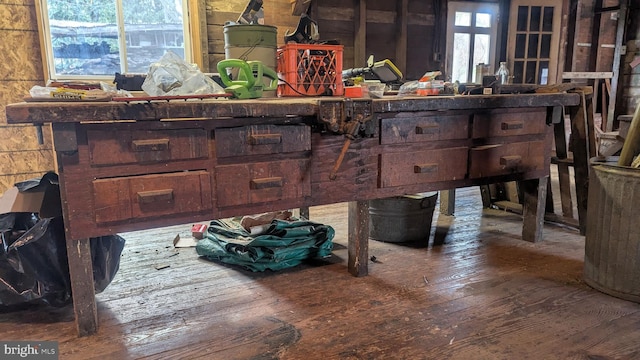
141 51 225 96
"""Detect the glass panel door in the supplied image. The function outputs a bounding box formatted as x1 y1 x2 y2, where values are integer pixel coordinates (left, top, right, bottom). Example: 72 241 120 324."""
507 0 561 85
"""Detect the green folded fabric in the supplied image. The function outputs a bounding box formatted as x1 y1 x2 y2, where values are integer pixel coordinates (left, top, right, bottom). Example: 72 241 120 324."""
196 218 334 272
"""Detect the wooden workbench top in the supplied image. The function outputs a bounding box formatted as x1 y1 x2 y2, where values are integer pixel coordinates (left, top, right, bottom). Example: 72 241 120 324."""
5 93 580 124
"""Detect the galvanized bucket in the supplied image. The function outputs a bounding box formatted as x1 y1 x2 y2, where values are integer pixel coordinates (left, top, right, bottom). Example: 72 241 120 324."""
584 156 640 303
368 192 438 243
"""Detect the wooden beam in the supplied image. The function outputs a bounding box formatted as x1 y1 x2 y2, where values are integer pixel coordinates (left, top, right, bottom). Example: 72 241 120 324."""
354 0 366 66
562 72 613 79
395 0 408 73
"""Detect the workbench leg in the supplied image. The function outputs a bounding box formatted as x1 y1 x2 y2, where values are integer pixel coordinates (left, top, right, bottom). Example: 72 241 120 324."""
67 238 98 336
299 207 310 220
439 189 456 216
348 201 369 277
521 176 549 243
568 87 596 235
553 113 574 219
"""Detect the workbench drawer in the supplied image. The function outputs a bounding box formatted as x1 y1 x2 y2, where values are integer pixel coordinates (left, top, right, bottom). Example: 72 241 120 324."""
88 128 208 166
215 159 310 207
472 109 547 138
380 114 470 144
469 141 546 178
92 171 212 224
215 124 311 158
379 147 468 187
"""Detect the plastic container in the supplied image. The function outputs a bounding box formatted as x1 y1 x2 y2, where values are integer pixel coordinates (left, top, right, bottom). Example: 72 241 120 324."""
277 43 344 96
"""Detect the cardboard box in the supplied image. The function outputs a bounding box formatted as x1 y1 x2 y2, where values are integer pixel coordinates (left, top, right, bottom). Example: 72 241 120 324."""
0 174 62 218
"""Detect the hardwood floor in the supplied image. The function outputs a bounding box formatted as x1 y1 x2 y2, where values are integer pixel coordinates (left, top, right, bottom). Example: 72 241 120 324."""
1 185 639 359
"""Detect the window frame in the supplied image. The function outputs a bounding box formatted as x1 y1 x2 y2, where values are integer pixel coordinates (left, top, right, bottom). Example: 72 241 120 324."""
445 1 500 84
35 0 202 82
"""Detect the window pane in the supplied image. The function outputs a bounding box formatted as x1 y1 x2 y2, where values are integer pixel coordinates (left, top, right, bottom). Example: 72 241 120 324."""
529 6 541 32
526 61 537 83
528 34 539 58
473 34 490 66
475 13 491 28
123 1 185 73
515 34 527 59
455 12 471 26
513 61 524 84
452 33 470 82
517 6 529 32
543 7 554 32
539 61 549 85
541 34 552 58
47 0 120 76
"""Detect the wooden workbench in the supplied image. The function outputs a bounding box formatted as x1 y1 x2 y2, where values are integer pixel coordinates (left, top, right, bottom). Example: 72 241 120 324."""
5 93 581 336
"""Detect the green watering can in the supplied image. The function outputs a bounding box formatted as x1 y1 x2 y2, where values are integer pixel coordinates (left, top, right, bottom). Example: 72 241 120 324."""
217 59 279 99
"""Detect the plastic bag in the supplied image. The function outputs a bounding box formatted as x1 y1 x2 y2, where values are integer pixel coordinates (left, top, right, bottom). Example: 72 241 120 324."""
0 213 125 307
141 50 225 96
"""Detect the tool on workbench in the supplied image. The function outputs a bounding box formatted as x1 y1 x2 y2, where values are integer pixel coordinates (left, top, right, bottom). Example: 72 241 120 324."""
284 13 319 44
236 0 264 24
342 55 403 84
217 59 278 99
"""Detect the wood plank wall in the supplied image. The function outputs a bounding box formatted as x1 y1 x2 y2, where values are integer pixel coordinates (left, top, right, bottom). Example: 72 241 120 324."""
620 0 640 114
205 0 301 72
315 0 443 80
0 0 53 193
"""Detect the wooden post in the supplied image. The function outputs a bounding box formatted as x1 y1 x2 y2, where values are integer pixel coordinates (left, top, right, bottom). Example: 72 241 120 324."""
348 201 369 277
395 0 408 73
522 177 549 243
354 0 366 66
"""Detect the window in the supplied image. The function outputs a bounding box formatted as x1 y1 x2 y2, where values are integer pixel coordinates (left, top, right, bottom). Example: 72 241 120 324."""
37 0 195 80
445 2 499 84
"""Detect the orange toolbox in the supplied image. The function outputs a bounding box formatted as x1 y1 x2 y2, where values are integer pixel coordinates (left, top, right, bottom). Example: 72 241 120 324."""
277 43 344 96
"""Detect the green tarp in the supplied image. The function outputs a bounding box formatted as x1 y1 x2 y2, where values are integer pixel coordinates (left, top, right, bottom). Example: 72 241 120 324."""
196 218 334 272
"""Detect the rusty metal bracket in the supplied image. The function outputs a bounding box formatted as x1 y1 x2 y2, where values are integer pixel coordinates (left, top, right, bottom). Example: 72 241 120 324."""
317 99 374 136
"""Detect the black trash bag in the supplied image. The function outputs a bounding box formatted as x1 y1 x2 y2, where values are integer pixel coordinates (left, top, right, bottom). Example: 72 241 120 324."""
0 214 70 307
0 212 125 307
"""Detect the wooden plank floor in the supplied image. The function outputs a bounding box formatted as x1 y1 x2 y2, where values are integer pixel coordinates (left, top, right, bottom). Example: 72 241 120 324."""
1 185 639 359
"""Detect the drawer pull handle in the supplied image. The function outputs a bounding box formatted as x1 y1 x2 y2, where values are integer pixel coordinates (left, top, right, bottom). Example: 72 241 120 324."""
500 155 522 168
501 121 524 131
137 189 174 204
132 138 170 152
249 134 282 145
414 164 438 174
415 125 439 135
250 177 283 189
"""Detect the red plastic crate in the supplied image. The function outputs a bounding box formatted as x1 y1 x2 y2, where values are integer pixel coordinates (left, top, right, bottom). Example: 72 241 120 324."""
277 43 344 96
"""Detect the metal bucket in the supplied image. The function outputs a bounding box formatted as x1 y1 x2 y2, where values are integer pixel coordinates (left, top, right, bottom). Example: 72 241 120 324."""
223 24 277 97
584 156 640 302
368 192 438 243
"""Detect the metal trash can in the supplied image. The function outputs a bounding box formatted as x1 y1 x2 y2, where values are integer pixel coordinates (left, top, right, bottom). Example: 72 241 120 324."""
368 192 438 243
584 157 640 302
